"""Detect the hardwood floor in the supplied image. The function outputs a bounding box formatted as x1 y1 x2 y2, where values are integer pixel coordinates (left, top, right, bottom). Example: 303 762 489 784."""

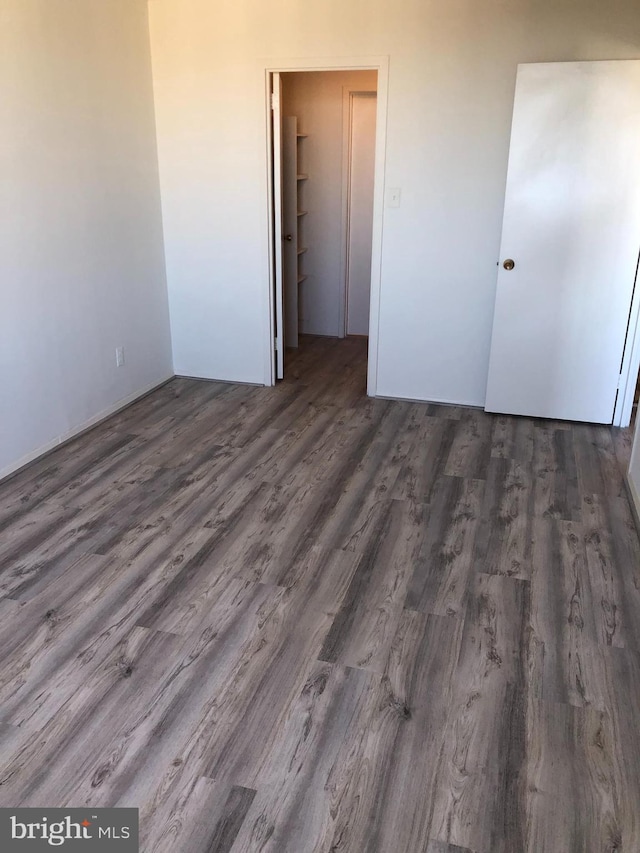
1 334 639 852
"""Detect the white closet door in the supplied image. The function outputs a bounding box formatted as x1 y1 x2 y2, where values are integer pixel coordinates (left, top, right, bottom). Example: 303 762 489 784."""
347 93 377 336
485 61 640 424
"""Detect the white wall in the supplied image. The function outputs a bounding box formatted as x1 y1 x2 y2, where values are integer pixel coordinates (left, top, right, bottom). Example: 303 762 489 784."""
1 0 172 479
282 71 377 337
148 0 640 400
629 417 640 520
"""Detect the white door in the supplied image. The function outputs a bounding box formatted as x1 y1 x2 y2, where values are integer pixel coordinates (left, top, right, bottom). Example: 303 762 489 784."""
282 117 299 349
485 61 640 424
271 73 285 379
346 93 377 336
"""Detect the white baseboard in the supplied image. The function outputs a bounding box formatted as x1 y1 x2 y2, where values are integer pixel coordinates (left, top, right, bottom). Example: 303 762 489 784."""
174 373 263 387
0 374 175 483
375 393 483 409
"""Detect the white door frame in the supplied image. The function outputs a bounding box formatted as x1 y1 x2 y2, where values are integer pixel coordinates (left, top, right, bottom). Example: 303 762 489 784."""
262 55 389 394
613 252 640 427
339 87 378 338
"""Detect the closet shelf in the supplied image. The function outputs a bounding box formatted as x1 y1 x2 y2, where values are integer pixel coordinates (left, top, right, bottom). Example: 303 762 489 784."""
283 116 310 351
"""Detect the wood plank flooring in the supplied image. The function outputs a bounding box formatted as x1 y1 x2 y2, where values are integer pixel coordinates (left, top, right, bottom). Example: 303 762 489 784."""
1 334 639 852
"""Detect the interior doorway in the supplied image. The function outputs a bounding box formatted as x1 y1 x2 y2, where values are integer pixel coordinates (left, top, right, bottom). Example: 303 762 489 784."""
267 63 385 388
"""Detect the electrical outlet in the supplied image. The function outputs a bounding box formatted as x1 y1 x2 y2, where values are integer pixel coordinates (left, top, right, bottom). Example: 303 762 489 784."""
115 346 125 367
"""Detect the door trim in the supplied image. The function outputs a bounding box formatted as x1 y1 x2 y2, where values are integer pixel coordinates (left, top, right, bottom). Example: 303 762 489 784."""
270 72 285 379
262 55 389 394
340 88 378 339
613 249 640 427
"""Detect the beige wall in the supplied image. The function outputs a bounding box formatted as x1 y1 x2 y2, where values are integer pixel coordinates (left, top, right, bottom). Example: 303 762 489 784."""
1 0 172 477
148 0 640 399
629 418 640 519
282 70 377 337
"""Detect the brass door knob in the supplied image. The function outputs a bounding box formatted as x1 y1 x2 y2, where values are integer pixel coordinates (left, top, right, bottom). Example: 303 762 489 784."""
503 259 515 271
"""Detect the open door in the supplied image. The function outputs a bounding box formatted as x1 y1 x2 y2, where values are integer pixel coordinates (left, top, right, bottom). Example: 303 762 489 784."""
346 92 377 336
282 117 299 349
485 61 640 424
271 72 285 379
271 77 300 377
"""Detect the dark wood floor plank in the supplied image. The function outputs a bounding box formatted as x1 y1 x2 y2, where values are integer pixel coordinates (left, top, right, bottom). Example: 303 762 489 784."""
94 598 275 816
95 377 236 443
552 427 583 522
392 413 456 504
196 784 256 853
582 494 640 650
325 611 464 853
425 402 465 420
0 553 112 710
612 425 633 477
136 777 256 853
91 550 359 818
524 699 621 852
533 425 581 521
132 483 276 634
211 481 327 587
0 624 182 806
207 382 322 450
605 492 640 651
0 431 141 527
0 336 638 852
0 465 187 602
0 502 107 602
287 335 368 410
0 516 272 731
198 554 361 785
490 414 535 464
530 518 607 709
603 646 640 850
261 401 383 493
0 580 274 808
235 403 338 484
473 457 534 580
41 386 240 510
310 401 420 555
405 475 484 617
444 409 492 480
47 397 234 506
234 399 403 587
573 423 627 500
429 573 531 853
0 497 79 571
90 428 281 572
318 499 426 673
426 842 477 853
230 662 380 853
0 597 20 621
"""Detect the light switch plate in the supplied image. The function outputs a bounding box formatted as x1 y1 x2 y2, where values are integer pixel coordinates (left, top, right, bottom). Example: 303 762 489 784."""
386 187 401 208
